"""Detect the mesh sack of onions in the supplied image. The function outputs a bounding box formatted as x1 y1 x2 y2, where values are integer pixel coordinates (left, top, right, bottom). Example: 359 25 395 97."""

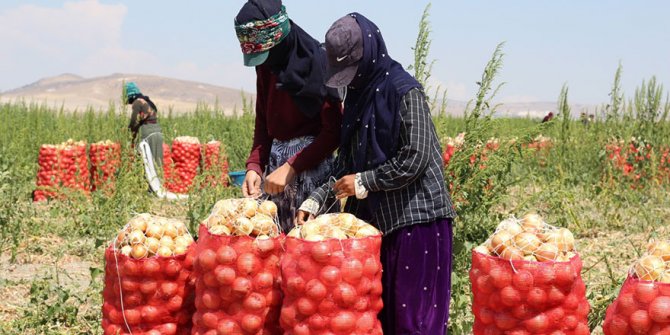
102 214 196 335
90 140 121 193
34 144 61 201
470 214 590 335
202 140 230 188
162 143 176 186
59 139 90 193
602 240 670 335
192 198 283 335
33 140 90 201
165 136 201 194
280 213 384 335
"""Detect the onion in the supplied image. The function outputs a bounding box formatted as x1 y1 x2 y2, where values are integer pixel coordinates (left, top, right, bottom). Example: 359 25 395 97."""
157 246 173 257
514 232 542 255
337 213 358 232
554 228 575 252
128 230 145 245
301 221 323 237
490 231 513 254
355 225 381 238
129 216 149 232
523 255 537 262
120 245 132 256
500 246 524 261
324 226 348 239
145 224 164 238
535 243 559 262
473 245 490 255
258 201 278 217
209 225 231 236
521 213 544 232
251 214 274 235
661 270 670 283
648 240 670 261
160 236 174 249
173 245 187 255
131 244 148 259
163 223 178 239
287 227 302 238
145 237 160 254
305 234 324 242
174 235 191 248
241 199 258 218
234 217 253 236
634 255 665 281
497 219 523 236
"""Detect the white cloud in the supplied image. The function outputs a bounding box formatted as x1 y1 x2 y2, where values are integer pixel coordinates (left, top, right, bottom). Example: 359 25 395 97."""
0 0 156 89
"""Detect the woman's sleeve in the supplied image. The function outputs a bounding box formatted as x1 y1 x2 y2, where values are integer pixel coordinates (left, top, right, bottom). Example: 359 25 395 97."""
246 69 273 176
359 89 434 192
302 148 347 214
286 99 343 174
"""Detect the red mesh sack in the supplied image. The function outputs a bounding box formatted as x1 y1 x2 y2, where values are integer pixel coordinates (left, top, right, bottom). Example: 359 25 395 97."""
470 251 590 335
470 215 590 335
191 224 283 335
34 144 61 201
34 140 90 201
102 215 197 335
202 140 230 188
165 137 201 194
90 141 121 193
602 240 670 335
279 235 384 335
59 141 90 194
162 143 176 185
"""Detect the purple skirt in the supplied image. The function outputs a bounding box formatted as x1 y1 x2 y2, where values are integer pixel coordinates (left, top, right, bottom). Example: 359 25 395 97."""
378 218 454 335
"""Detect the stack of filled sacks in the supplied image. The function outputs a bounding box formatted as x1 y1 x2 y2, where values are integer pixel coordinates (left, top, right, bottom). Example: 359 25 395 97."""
603 240 670 334
470 214 590 335
33 139 90 201
102 214 196 335
192 199 283 335
165 136 201 194
281 213 384 335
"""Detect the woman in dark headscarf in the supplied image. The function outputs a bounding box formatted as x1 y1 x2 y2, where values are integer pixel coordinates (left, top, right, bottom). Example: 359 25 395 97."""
297 13 457 334
126 81 163 167
234 0 343 230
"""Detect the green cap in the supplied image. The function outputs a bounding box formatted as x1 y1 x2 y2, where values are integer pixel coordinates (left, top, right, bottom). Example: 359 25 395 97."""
243 51 270 67
125 82 141 96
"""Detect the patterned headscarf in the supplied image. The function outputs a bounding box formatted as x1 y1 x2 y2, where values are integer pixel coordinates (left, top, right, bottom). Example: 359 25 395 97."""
235 5 291 55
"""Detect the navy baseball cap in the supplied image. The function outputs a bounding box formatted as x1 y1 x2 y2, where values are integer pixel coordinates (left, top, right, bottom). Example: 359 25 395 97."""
325 15 363 88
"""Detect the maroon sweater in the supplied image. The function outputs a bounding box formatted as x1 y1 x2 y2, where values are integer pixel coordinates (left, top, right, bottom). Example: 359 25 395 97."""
246 65 343 175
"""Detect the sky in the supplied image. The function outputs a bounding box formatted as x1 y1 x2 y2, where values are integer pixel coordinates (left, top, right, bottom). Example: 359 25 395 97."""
0 0 669 104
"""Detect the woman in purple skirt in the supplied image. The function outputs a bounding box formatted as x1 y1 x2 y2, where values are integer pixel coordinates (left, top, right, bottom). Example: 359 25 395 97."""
297 13 457 334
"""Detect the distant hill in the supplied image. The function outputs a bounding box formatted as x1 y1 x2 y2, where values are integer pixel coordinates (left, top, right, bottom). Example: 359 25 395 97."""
0 73 598 118
0 73 252 115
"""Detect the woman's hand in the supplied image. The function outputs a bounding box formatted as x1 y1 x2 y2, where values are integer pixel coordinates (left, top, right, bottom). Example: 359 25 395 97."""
333 174 356 199
295 210 315 226
264 163 296 195
242 170 262 198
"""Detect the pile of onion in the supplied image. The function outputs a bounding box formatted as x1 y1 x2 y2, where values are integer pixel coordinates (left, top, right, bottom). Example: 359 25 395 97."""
287 213 381 241
473 213 577 262
631 240 670 282
173 135 200 145
203 198 280 238
114 213 194 259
